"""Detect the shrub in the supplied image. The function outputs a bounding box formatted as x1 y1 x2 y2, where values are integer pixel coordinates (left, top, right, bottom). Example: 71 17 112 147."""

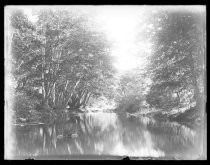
117 94 143 113
13 92 39 121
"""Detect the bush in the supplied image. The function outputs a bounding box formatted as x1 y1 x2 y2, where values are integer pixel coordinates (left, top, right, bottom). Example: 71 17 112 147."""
117 94 143 113
13 92 40 121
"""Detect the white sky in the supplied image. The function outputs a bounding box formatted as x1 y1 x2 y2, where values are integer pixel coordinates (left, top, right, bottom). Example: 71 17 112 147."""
94 6 151 72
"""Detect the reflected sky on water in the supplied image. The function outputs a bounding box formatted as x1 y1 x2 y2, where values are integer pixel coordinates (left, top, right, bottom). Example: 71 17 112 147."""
12 112 204 159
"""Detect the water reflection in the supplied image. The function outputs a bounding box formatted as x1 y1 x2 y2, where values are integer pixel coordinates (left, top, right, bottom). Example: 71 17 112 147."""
13 112 203 159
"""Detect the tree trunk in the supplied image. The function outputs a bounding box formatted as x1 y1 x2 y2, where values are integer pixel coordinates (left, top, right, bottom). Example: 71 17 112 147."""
176 92 180 106
65 76 83 107
52 83 56 107
41 45 49 109
188 48 203 118
83 93 91 108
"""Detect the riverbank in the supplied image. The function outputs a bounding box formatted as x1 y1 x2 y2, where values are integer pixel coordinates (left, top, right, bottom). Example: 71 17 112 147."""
126 106 202 125
13 106 115 125
12 102 201 126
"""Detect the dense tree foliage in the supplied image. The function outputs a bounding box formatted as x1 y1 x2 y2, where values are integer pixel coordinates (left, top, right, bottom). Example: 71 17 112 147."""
11 9 116 113
116 69 149 113
145 9 206 118
8 7 205 124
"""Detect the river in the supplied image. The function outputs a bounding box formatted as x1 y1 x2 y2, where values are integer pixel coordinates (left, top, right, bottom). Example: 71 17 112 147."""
12 112 204 159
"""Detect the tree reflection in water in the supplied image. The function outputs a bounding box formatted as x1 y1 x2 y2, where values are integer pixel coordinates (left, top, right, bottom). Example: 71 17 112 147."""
13 112 203 159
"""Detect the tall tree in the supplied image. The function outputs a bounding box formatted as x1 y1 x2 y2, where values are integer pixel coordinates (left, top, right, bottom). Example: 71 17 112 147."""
11 9 115 111
145 8 206 118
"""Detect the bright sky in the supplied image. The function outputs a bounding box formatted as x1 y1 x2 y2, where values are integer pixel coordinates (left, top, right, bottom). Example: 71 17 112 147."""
22 6 152 73
95 6 152 73
23 8 38 23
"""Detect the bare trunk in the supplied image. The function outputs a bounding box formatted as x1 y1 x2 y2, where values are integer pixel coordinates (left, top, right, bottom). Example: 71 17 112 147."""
80 90 89 107
59 93 64 108
84 93 91 107
65 76 83 107
51 83 56 107
74 95 81 109
176 92 180 105
79 89 87 104
62 80 71 104
41 45 49 109
65 80 69 91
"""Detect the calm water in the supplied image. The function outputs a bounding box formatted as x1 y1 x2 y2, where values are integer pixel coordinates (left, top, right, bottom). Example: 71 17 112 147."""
12 112 204 159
